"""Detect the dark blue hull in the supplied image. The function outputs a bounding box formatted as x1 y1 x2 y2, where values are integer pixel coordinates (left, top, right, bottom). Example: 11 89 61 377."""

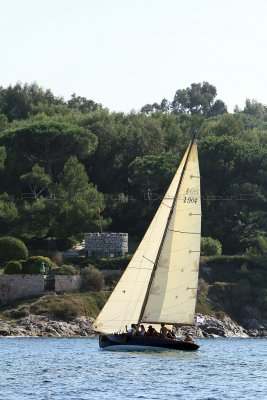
99 333 199 351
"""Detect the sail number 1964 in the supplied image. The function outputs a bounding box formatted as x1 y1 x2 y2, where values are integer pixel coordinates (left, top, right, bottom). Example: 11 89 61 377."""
183 187 199 203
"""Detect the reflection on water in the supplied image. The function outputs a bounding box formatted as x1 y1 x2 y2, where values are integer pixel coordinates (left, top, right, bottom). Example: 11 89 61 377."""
0 337 267 400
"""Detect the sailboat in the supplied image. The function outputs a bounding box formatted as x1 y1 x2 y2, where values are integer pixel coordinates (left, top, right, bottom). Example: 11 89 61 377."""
93 136 201 351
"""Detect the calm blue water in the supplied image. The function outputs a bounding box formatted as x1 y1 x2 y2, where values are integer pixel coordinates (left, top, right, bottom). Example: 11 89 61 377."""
0 338 266 400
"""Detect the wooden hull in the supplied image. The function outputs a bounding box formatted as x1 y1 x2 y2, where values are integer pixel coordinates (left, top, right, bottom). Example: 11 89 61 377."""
99 334 199 351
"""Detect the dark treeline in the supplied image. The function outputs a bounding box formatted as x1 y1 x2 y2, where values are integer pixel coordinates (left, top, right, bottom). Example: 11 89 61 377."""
1 81 267 254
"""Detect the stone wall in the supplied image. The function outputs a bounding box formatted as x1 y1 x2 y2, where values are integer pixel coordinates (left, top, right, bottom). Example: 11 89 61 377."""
0 275 83 304
54 275 82 292
0 275 44 304
85 232 128 257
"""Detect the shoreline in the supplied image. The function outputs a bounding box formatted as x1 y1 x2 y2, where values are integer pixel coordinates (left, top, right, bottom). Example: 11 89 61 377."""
0 313 266 338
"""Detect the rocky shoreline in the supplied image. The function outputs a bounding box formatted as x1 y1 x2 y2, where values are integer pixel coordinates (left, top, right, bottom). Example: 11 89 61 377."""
0 313 266 338
0 315 95 337
177 314 267 339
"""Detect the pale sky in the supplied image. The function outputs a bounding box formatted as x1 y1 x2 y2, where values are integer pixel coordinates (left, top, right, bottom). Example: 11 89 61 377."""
1 0 267 113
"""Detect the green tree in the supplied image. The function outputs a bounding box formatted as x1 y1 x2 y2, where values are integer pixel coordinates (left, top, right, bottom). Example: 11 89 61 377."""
52 156 110 239
0 114 8 132
81 111 165 193
0 236 28 263
0 193 18 235
208 99 228 117
20 164 52 199
243 99 267 120
15 197 51 239
199 136 267 253
0 120 97 178
201 237 222 256
0 146 6 171
0 82 64 121
141 102 161 114
204 114 245 137
171 82 227 116
151 112 184 152
129 153 180 196
67 93 102 113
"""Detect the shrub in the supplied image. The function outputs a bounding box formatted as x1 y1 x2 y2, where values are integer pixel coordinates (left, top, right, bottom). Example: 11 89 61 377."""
197 278 209 297
59 265 78 275
22 256 57 274
215 311 227 321
0 236 28 263
3 306 30 319
4 260 23 274
245 235 267 256
104 273 121 288
48 298 80 321
63 256 86 266
63 255 132 270
51 251 63 266
90 255 132 270
201 237 222 256
81 266 105 291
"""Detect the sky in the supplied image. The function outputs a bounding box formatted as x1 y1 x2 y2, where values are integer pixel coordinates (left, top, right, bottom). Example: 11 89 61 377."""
1 0 267 113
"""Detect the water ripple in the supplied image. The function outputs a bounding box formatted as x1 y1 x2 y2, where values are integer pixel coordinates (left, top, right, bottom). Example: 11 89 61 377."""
0 338 267 399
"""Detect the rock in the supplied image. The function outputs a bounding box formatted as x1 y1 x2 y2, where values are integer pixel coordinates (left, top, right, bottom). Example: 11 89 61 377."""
248 330 258 337
0 312 266 338
247 319 265 331
173 313 252 339
0 314 96 338
258 330 267 337
202 326 225 336
193 313 250 338
0 328 10 336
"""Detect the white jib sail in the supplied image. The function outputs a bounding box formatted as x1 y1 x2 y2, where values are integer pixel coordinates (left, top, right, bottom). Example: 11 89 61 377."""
92 146 191 334
142 141 201 325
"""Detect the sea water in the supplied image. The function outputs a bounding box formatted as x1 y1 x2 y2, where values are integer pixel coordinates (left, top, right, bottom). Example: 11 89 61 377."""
0 337 266 400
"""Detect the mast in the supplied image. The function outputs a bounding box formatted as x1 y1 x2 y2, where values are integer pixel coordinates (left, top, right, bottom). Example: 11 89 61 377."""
137 132 198 326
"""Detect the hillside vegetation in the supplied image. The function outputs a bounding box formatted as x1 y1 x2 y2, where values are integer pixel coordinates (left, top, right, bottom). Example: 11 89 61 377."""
0 292 109 321
0 81 267 323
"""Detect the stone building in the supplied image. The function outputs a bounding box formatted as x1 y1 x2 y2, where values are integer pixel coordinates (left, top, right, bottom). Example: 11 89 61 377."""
84 233 128 257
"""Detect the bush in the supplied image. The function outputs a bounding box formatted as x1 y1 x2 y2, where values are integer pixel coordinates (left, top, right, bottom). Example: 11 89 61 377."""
51 251 63 266
63 256 86 266
201 237 222 256
197 278 209 297
200 256 248 283
48 298 80 321
22 256 57 274
90 255 132 270
4 260 23 274
59 265 78 275
104 273 121 288
245 235 267 256
81 266 105 291
0 236 28 263
3 305 30 319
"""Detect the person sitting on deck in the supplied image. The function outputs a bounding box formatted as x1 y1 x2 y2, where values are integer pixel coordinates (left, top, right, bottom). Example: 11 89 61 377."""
145 325 158 337
160 323 175 339
184 333 194 343
127 324 137 335
167 329 176 339
139 324 146 336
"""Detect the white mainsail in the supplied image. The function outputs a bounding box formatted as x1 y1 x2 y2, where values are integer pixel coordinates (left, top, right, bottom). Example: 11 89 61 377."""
93 140 201 333
142 141 201 325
